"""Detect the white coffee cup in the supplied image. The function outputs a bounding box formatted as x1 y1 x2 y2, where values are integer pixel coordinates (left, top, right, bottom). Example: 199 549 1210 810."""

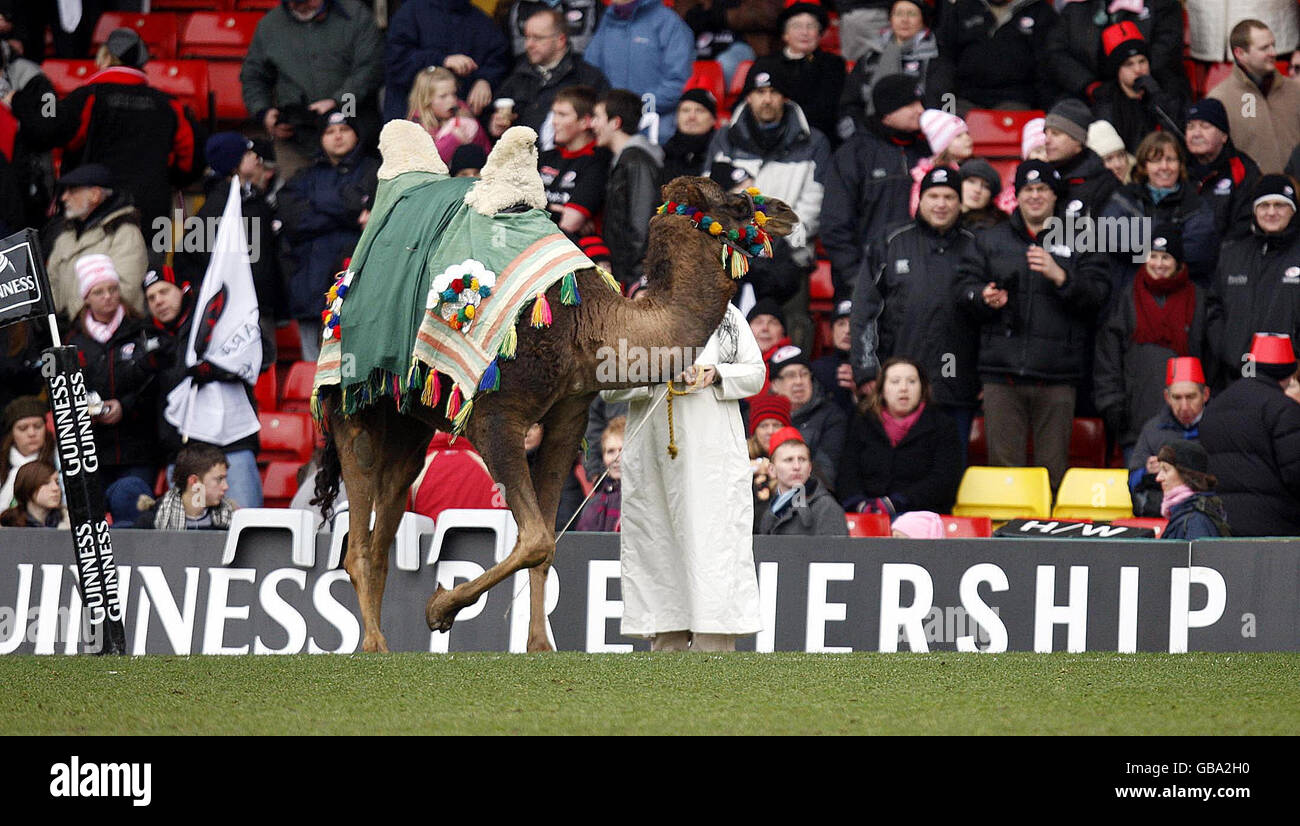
495 97 515 115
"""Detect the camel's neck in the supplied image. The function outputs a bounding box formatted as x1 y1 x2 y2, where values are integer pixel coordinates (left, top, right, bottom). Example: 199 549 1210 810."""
591 219 737 390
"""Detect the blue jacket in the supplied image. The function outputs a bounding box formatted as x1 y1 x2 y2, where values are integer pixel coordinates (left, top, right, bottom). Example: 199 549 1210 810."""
584 0 693 139
277 145 379 320
1162 492 1230 540
383 0 510 123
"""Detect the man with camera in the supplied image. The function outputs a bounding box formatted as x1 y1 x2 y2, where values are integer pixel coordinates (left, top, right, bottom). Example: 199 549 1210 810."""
956 159 1111 490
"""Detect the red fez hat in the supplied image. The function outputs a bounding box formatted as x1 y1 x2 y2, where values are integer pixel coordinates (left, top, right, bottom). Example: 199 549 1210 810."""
767 425 806 455
1165 356 1205 386
1250 333 1297 364
748 393 792 436
1102 21 1144 55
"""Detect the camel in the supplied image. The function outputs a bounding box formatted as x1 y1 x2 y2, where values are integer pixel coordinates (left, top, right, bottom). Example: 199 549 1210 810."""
311 124 798 653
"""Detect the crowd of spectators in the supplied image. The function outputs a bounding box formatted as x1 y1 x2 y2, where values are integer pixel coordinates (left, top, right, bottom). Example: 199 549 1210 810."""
1 0 1299 542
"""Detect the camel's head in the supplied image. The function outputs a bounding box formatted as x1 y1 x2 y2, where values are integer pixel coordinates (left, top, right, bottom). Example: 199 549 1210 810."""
658 176 799 241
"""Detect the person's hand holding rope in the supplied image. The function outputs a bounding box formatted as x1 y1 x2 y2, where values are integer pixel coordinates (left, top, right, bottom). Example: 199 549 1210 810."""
676 364 718 390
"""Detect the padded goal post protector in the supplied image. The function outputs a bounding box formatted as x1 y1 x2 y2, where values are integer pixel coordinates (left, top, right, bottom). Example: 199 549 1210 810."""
0 229 126 654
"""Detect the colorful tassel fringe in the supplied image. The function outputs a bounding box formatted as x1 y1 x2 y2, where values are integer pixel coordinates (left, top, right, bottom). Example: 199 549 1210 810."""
421 371 441 407
730 248 749 278
479 358 500 392
446 385 463 420
561 271 580 306
452 398 475 432
499 324 518 359
530 293 552 327
597 266 621 293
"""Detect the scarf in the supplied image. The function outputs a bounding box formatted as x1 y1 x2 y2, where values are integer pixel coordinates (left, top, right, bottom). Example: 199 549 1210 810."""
83 305 125 344
662 129 714 178
151 488 235 531
1160 483 1195 519
746 108 788 156
881 401 925 447
1146 184 1177 204
1132 263 1194 353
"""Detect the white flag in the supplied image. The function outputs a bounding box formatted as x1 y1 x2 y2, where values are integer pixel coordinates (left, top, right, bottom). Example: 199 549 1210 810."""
164 178 262 445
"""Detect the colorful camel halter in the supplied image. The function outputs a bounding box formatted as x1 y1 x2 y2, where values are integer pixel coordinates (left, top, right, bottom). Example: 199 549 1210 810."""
655 186 775 279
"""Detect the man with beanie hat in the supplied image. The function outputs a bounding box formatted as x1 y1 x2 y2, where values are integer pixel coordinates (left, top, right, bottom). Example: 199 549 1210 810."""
822 73 929 297
1044 0 1189 104
245 0 383 182
769 343 847 489
9 28 205 232
956 158 1111 489
707 64 831 349
1208 19 1300 175
1044 98 1124 220
852 165 981 454
1200 333 1300 535
1185 98 1262 241
811 298 857 418
1094 221 1218 462
278 106 379 359
748 0 846 147
491 6 610 143
662 88 719 181
747 297 792 396
933 0 1058 112
959 157 1009 231
1090 22 1188 154
44 163 148 322
1127 356 1212 516
1209 174 1300 383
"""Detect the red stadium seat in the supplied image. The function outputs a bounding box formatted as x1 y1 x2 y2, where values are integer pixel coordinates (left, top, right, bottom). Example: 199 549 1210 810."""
207 60 248 122
91 12 181 60
1111 517 1168 538
990 158 1017 194
154 467 169 497
254 367 278 413
940 515 992 538
1204 62 1233 94
810 259 834 315
155 0 236 9
966 109 1045 159
685 60 726 113
968 416 988 466
727 59 753 110
144 60 211 121
845 511 890 537
257 412 314 465
179 12 263 59
573 461 594 497
1069 417 1107 468
261 461 300 509
819 14 840 55
235 0 279 9
280 360 317 413
41 60 97 96
276 321 303 363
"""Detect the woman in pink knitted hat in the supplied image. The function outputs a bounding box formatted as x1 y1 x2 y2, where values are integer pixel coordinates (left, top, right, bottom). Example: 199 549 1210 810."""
909 109 973 215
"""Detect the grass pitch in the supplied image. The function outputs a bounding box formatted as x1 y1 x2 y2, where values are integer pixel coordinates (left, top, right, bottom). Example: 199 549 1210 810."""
4 652 1297 736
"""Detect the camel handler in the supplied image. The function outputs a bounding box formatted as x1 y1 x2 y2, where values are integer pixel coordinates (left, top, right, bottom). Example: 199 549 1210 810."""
601 302 766 652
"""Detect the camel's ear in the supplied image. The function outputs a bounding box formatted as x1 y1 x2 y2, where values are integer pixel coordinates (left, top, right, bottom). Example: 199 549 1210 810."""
756 194 799 239
660 175 714 209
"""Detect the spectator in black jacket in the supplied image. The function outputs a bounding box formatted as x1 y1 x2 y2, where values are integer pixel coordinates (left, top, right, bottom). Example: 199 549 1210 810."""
384 0 509 124
1210 174 1300 383
1127 356 1211 516
1044 98 1122 220
956 160 1112 489
1155 440 1230 539
10 28 204 232
278 109 379 359
505 0 602 59
749 1 846 147
810 298 856 419
1090 22 1187 155
1093 223 1220 461
851 165 980 453
489 7 610 145
837 357 963 516
538 86 611 248
759 426 848 536
1185 99 1262 242
593 89 663 288
65 254 163 519
1200 333 1300 536
959 158 1010 232
768 344 846 492
821 74 929 297
1044 0 1188 104
933 0 1058 113
662 88 718 182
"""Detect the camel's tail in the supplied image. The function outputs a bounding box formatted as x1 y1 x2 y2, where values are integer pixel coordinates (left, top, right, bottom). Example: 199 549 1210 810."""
309 386 343 521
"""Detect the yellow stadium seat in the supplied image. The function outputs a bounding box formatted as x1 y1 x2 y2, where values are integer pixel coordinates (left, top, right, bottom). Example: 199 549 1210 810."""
953 466 1052 521
1051 468 1133 521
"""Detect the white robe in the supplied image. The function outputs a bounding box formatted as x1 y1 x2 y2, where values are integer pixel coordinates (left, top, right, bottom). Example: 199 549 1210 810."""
601 304 767 637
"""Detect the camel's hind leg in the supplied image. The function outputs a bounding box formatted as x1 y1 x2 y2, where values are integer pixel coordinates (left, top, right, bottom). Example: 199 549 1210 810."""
522 394 595 651
333 401 432 652
425 408 555 641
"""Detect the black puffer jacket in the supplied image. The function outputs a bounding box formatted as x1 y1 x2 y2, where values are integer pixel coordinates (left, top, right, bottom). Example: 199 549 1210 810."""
836 401 963 514
1044 0 1189 101
1190 142 1261 242
934 0 1059 109
1109 180 1219 284
790 385 848 493
851 216 980 407
1054 147 1121 219
821 117 930 296
956 209 1111 382
1092 277 1219 447
67 313 163 470
1209 219 1300 382
492 49 610 134
1199 376 1300 537
604 134 664 287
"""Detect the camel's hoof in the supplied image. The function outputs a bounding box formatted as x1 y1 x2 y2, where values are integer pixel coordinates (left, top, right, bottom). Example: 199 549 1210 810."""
526 636 554 653
360 635 390 654
425 585 458 633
